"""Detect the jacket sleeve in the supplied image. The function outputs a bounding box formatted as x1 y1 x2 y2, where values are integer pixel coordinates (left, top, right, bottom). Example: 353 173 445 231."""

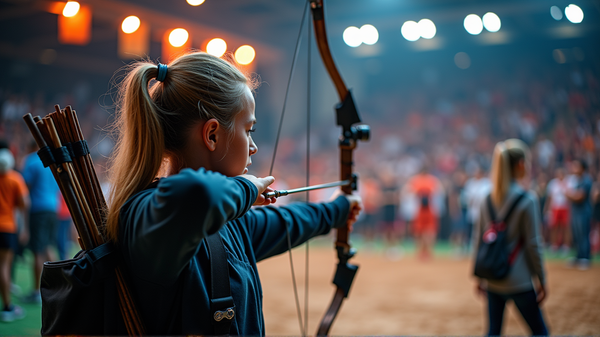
242 196 350 262
119 168 257 285
520 192 546 285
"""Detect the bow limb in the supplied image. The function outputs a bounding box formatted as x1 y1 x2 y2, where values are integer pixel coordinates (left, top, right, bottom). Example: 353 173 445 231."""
310 1 369 335
310 0 348 101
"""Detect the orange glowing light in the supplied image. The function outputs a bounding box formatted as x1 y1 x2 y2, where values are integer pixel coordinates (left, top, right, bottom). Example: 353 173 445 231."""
234 45 255 65
122 16 141 34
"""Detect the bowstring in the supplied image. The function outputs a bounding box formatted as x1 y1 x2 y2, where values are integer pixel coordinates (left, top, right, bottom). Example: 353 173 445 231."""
268 1 310 336
304 11 312 335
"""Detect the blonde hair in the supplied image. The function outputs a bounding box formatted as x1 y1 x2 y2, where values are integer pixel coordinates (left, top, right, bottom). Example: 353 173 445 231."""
106 51 258 241
489 138 530 207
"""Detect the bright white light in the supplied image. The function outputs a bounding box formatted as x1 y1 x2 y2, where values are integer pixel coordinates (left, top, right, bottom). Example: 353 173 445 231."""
186 0 205 5
121 16 141 34
418 19 436 39
360 24 379 45
169 28 189 47
62 1 80 17
483 12 501 32
235 45 255 65
206 38 227 57
550 6 563 20
565 4 584 23
401 21 420 41
343 26 362 47
464 14 483 35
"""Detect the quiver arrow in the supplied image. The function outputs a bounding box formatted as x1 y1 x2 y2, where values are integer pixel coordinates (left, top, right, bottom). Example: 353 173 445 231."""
23 105 145 336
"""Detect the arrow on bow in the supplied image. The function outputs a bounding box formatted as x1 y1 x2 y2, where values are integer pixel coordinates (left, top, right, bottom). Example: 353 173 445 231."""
267 1 370 335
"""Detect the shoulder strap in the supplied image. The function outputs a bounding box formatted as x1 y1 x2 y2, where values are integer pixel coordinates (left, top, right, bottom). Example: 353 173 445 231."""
502 192 526 223
486 191 525 223
486 194 497 222
205 233 235 336
504 192 526 265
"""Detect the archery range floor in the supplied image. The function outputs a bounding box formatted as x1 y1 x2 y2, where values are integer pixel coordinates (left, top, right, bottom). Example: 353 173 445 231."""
259 239 599 336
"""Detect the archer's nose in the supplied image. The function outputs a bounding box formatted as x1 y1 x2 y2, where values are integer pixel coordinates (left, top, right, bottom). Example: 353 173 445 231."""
250 138 258 156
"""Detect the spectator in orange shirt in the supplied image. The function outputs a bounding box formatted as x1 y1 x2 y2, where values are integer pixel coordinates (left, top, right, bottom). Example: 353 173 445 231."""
0 144 29 323
404 165 444 260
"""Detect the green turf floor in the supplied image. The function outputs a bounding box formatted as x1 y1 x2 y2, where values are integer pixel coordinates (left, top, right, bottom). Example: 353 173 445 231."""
2 251 42 336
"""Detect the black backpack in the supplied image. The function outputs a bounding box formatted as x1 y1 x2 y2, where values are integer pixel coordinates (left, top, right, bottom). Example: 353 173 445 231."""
473 192 525 280
40 235 235 335
40 242 127 335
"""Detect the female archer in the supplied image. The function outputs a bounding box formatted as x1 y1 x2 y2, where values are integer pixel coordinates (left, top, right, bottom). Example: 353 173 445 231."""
105 51 362 335
473 139 548 336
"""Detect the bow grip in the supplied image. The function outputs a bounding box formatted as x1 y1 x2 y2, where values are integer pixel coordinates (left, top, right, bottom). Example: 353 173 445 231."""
332 246 358 297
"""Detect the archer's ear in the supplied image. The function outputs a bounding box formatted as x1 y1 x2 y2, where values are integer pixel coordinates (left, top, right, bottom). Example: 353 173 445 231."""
203 119 220 151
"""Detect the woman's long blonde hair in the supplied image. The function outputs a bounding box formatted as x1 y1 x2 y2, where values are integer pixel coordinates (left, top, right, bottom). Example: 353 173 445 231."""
106 52 257 242
489 138 530 207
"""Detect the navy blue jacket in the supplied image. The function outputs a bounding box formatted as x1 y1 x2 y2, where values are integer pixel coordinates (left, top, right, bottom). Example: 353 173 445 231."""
118 168 350 335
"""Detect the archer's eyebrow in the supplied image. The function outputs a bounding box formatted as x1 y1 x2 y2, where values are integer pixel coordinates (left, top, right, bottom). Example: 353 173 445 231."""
247 118 257 125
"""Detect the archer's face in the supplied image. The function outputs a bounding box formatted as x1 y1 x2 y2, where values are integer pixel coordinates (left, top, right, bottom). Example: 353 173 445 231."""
211 86 258 177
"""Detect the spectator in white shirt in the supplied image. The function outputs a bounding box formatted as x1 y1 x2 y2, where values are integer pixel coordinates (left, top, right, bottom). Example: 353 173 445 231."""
544 167 570 251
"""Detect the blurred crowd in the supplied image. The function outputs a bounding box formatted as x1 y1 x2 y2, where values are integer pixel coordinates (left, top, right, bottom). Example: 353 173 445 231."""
0 59 599 271
345 62 600 261
255 60 600 263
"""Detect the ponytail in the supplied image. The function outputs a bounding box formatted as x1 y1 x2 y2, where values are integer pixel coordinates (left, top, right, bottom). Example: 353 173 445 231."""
489 138 530 207
106 63 166 242
490 142 511 207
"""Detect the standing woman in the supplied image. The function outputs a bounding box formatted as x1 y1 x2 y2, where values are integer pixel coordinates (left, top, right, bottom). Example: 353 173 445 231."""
473 139 548 336
106 52 362 335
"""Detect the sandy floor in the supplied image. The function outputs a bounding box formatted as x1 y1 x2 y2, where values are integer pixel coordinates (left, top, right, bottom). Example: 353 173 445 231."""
258 244 600 336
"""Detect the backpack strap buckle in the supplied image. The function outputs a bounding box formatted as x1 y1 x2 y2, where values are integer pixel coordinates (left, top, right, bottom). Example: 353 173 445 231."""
213 307 235 322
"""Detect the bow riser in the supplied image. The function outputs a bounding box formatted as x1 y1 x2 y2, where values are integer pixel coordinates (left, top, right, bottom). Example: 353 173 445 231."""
310 0 370 336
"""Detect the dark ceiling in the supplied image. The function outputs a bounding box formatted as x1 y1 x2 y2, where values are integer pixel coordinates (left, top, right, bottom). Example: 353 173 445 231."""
0 0 599 98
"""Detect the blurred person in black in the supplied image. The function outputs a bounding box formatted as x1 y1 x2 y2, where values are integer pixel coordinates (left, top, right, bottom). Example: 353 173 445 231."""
379 168 401 259
566 159 592 270
533 172 549 245
450 170 469 257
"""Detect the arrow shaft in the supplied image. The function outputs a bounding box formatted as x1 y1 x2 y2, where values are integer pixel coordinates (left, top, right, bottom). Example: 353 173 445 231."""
264 180 350 198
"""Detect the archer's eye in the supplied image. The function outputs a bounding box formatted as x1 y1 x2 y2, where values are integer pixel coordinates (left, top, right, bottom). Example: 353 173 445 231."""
248 128 256 134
